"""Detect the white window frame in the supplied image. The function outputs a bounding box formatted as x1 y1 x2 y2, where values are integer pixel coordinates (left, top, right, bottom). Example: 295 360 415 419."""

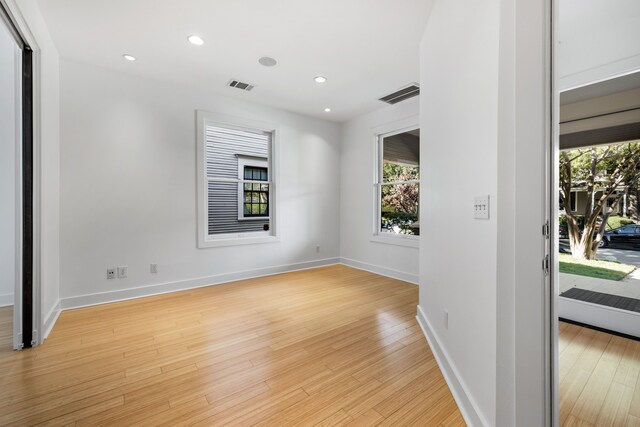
196 110 279 248
237 156 269 221
371 117 420 248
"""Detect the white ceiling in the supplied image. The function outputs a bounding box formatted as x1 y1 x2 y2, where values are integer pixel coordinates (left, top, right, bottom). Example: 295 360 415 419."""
560 70 640 105
36 0 430 122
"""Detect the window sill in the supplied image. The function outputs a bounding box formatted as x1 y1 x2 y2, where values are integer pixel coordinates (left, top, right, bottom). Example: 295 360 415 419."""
370 234 419 248
198 234 279 248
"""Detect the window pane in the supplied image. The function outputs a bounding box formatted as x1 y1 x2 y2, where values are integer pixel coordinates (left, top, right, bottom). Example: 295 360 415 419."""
241 183 269 218
208 181 263 234
206 126 269 178
204 124 271 236
382 130 419 183
380 183 419 235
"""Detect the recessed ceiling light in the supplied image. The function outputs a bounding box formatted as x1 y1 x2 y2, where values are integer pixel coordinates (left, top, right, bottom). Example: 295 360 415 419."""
324 108 331 112
258 56 278 67
314 76 327 83
188 35 204 46
122 54 136 61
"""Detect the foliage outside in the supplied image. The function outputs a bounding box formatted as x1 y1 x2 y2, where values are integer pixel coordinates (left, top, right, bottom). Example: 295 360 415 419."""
381 162 419 234
605 216 635 231
559 253 635 281
560 141 640 260
558 214 634 237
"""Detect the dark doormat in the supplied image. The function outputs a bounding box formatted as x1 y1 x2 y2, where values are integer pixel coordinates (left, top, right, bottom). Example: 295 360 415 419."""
561 287 640 313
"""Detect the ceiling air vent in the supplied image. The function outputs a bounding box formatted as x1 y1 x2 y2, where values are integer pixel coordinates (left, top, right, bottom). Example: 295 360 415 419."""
379 83 420 105
227 79 254 91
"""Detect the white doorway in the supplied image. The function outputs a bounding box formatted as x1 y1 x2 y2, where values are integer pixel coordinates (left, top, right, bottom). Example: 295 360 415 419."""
553 0 640 425
0 5 21 351
0 0 37 350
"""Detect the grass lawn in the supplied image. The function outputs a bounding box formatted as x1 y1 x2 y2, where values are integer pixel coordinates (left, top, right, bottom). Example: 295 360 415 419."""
559 253 636 281
605 216 635 231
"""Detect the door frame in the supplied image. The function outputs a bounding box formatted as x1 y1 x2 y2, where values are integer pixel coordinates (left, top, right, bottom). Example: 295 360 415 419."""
0 0 41 349
550 0 561 422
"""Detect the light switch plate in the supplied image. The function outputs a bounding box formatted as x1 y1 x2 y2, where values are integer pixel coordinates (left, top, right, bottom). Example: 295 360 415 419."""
474 195 490 219
117 265 128 279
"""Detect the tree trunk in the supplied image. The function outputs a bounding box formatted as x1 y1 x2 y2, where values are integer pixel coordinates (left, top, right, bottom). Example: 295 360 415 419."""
560 143 640 260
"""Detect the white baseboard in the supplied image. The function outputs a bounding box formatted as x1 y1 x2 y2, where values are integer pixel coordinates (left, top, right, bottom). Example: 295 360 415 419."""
339 257 418 284
43 300 61 340
0 293 14 307
61 257 340 310
416 305 488 427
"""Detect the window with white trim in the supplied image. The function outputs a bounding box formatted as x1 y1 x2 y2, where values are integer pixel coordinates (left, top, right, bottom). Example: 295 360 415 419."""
375 128 420 237
197 111 276 247
237 157 269 220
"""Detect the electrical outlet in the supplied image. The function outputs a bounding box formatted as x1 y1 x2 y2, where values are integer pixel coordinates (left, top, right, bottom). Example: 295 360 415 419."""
106 268 116 280
150 263 158 274
117 265 128 279
443 309 449 330
473 195 490 219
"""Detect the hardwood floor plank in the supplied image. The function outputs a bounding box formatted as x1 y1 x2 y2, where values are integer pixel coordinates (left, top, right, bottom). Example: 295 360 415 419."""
571 336 625 424
560 321 640 427
0 266 463 425
346 409 385 426
594 381 634 427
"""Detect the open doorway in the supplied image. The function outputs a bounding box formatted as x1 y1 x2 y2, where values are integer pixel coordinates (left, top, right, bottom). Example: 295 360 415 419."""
1 2 34 350
554 0 640 425
558 75 640 336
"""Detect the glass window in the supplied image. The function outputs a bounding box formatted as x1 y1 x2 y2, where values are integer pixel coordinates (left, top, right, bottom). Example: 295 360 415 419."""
617 225 637 234
201 121 272 238
376 129 420 236
241 166 269 218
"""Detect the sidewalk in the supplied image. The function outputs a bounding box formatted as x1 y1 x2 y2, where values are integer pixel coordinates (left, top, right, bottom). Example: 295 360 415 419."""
560 273 640 300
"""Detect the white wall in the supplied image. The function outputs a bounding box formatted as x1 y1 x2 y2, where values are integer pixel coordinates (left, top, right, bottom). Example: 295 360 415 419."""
558 0 640 90
59 59 341 306
418 1 500 425
0 23 18 307
339 98 419 283
418 0 550 426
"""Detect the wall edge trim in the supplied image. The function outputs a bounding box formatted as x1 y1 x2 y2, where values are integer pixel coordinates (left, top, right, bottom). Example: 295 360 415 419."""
416 304 489 427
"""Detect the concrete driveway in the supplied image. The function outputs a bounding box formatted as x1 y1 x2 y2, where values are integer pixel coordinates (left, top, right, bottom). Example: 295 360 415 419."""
597 248 640 267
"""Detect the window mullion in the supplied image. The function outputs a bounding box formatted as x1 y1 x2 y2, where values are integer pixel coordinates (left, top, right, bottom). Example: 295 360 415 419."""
378 180 420 186
208 176 273 185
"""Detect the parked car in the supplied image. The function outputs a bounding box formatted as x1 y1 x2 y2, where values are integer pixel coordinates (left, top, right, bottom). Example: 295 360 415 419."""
599 224 640 248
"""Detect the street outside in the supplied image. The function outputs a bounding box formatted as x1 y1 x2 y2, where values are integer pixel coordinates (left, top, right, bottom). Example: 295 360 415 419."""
559 244 640 302
560 239 640 269
598 248 640 270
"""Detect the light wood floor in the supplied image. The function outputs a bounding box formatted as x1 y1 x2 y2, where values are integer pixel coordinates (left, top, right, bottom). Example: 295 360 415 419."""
0 306 12 352
0 265 464 426
560 321 640 426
